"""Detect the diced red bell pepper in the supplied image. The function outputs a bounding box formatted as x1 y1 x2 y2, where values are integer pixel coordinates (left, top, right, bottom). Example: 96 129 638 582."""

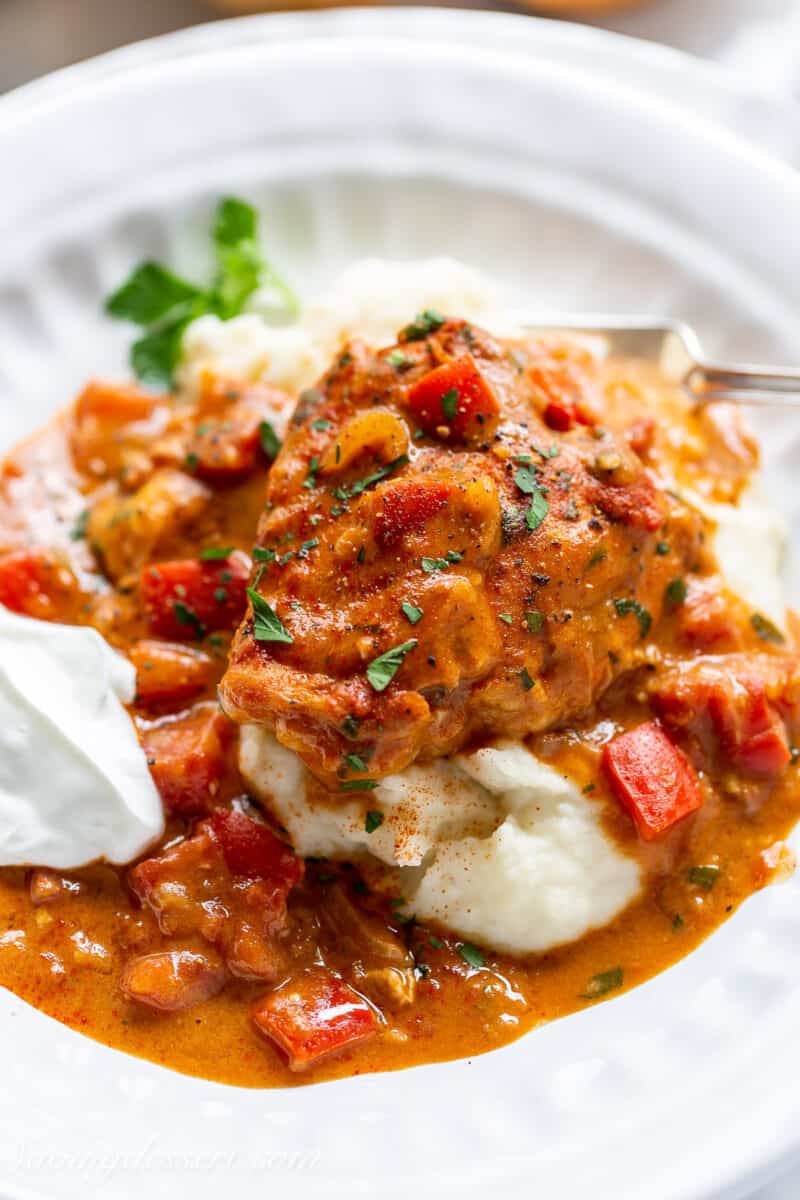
140 552 249 639
141 703 232 817
188 377 292 482
129 639 213 707
374 479 451 549
0 548 80 622
208 808 304 888
405 357 500 442
543 397 575 432
602 721 704 840
252 969 378 1070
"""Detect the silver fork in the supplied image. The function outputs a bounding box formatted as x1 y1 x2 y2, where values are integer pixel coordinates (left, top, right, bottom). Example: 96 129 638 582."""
516 315 800 408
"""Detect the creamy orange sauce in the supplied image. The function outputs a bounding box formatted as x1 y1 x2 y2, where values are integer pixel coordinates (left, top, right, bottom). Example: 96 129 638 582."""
0 324 797 1087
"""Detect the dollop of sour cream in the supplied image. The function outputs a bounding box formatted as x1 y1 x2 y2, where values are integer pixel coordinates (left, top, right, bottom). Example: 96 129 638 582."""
0 607 164 868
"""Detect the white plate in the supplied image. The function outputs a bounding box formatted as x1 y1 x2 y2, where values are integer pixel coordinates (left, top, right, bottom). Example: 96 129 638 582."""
1 11 800 1200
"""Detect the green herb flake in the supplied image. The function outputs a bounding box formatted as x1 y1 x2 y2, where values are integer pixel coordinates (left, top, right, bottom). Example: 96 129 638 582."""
199 545 234 561
750 612 785 644
213 587 228 604
344 753 369 773
665 577 688 607
588 545 607 568
525 611 544 633
259 420 281 459
386 350 412 371
172 600 205 638
400 309 445 342
457 943 485 969
366 640 418 692
580 966 623 1000
429 936 444 950
69 509 89 542
105 261 203 325
614 597 652 638
655 541 670 556
440 387 459 423
247 588 293 644
311 418 332 431
342 715 362 739
514 465 539 495
445 550 463 563
525 491 549 532
672 913 685 931
687 865 721 892
498 613 514 626
520 667 536 691
401 601 424 625
421 556 449 574
252 546 276 563
534 444 560 459
302 456 319 490
344 455 409 500
364 810 384 832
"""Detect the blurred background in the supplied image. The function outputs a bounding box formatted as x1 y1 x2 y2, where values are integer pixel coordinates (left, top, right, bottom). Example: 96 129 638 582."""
1 0 800 96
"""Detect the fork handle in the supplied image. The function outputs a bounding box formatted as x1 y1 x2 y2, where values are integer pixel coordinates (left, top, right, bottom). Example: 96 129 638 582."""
688 363 800 408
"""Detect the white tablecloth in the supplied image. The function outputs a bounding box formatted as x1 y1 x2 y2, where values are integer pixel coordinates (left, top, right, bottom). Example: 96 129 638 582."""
1 1 799 1196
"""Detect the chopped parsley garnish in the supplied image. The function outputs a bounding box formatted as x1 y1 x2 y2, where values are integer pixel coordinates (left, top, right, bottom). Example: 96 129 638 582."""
525 491 549 532
519 667 536 691
105 196 297 387
499 613 513 625
588 545 607 568
364 810 384 832
534 443 560 459
429 937 444 950
687 865 720 892
421 557 449 573
672 913 685 931
252 546 276 563
751 612 785 644
341 780 379 793
311 418 332 431
441 387 459 423
614 597 652 638
333 456 409 504
580 966 623 1000
665 577 687 607
259 420 281 459
457 943 485 969
298 538 319 558
247 588 293 644
655 541 670 556
172 600 205 638
184 451 199 471
513 465 539 494
401 601 424 625
445 550 462 563
386 350 412 371
400 309 445 341
525 611 544 633
342 715 361 739
366 640 417 692
199 545 234 561
213 587 228 604
302 456 319 490
344 753 369 773
69 509 89 541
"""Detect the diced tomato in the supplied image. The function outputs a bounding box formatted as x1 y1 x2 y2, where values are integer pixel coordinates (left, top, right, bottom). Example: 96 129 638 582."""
252 969 378 1070
528 360 598 430
373 480 451 549
708 680 791 778
405 357 500 442
0 548 80 622
602 721 704 840
676 579 743 652
140 552 249 639
188 377 292 482
121 949 227 1013
208 808 304 888
652 658 796 780
129 639 213 707
543 397 575 432
141 703 232 817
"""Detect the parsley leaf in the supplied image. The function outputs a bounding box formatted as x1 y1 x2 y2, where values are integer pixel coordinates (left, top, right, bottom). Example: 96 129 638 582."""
199 546 234 561
400 309 445 341
457 943 485 969
214 196 257 246
520 667 536 691
441 387 459 423
259 420 281 459
514 465 539 495
751 612 785 644
341 780 379 793
526 491 549 532
687 865 720 892
173 600 205 638
665 577 687 607
131 319 192 388
342 715 362 739
366 639 417 692
344 753 369 773
247 588 293 644
614 597 652 638
525 610 544 633
253 546 276 563
365 810 384 832
401 601 424 625
69 509 89 542
105 262 203 325
580 966 623 1000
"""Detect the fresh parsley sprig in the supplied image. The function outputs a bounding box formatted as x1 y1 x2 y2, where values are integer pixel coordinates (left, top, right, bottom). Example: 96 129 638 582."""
105 197 298 389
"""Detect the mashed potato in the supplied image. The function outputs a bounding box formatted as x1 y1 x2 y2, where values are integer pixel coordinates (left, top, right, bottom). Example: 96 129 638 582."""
188 256 786 955
240 728 641 955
